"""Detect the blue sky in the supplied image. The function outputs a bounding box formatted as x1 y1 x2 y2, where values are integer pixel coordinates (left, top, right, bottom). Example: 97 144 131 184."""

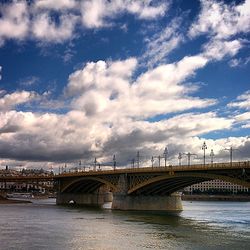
0 0 250 169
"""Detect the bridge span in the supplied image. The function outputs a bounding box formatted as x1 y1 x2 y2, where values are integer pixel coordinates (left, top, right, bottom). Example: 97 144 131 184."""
55 161 250 211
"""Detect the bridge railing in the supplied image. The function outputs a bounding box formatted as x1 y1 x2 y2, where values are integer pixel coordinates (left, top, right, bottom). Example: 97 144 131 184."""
53 161 250 177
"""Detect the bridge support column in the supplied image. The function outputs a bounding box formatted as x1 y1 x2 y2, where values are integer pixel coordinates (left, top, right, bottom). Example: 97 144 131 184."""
112 193 182 211
56 192 105 206
111 174 183 211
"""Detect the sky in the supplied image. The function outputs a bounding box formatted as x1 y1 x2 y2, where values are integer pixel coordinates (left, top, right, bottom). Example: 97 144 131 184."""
0 0 250 170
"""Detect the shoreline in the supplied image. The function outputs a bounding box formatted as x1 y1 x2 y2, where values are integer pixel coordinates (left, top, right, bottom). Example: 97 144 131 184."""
182 194 250 202
0 198 32 204
0 195 32 204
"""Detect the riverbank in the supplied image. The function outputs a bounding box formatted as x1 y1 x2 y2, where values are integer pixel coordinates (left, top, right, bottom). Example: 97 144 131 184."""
182 194 250 201
0 195 31 204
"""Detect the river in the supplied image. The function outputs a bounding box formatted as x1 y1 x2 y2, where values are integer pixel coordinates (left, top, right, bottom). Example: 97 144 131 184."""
0 199 249 250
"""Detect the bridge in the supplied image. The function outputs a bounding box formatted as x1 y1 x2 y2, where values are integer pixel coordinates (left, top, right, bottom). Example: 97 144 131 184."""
55 161 250 211
0 175 54 193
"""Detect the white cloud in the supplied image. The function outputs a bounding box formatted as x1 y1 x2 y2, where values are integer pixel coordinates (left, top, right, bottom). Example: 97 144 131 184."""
189 0 250 63
229 56 250 68
242 123 250 128
234 111 250 129
0 0 167 45
66 56 214 121
126 0 167 19
189 0 250 39
165 112 233 137
141 17 184 68
229 58 241 68
0 90 37 111
228 90 250 110
235 111 250 122
80 0 168 28
0 0 29 45
19 76 40 86
202 39 242 61
32 12 78 43
34 0 77 10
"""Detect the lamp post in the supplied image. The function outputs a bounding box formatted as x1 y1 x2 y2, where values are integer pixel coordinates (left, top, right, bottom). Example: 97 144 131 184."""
210 149 214 165
158 155 161 167
94 158 97 171
186 152 197 166
79 160 81 171
202 141 207 166
113 155 116 170
225 147 235 166
163 146 168 167
137 151 140 168
178 153 182 166
131 158 135 168
151 156 154 168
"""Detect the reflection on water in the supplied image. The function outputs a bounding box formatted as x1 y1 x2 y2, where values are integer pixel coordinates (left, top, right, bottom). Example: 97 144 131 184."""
0 199 249 250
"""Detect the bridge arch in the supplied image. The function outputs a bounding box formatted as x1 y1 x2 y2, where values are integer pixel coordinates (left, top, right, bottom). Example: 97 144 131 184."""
128 173 250 195
60 176 118 194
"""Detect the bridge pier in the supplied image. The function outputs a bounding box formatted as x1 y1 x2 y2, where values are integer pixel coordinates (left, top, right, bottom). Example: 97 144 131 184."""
111 174 183 212
56 192 106 206
111 193 182 211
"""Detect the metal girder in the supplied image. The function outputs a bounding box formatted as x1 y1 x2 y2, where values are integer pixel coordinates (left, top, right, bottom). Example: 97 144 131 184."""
134 177 208 195
127 172 250 195
60 176 118 193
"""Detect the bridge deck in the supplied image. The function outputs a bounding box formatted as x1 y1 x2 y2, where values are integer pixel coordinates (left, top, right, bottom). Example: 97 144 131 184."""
56 161 250 178
0 161 249 181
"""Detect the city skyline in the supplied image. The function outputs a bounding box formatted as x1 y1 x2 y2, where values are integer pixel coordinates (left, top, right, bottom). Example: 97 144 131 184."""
0 0 250 169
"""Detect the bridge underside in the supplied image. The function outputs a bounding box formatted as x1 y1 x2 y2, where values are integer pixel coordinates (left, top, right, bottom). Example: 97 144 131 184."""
57 178 113 206
130 177 210 195
62 180 104 194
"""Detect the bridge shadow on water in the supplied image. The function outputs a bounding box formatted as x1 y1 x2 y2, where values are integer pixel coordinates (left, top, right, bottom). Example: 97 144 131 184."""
59 202 185 227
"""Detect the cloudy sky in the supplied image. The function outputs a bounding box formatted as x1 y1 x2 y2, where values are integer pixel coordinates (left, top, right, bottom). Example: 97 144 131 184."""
0 0 250 170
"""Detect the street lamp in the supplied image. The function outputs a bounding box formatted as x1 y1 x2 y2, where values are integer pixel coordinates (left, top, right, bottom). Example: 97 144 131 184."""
151 156 154 168
225 147 235 166
79 160 81 171
163 146 168 167
137 151 140 168
113 155 116 170
131 158 135 168
94 158 97 171
202 141 207 166
185 152 197 166
178 153 182 166
210 149 215 165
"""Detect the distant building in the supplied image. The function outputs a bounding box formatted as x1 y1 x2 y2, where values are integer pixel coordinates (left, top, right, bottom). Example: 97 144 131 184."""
0 168 53 193
184 179 249 194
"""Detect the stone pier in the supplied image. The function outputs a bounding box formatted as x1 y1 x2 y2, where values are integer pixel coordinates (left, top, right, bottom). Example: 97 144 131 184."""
111 193 182 211
111 174 183 211
56 192 105 206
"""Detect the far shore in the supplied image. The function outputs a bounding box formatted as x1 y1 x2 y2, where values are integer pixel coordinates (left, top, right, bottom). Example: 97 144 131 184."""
0 199 32 204
0 195 32 204
182 194 250 202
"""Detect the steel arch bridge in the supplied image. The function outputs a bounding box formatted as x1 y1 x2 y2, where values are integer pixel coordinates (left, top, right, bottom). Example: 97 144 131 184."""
56 161 250 195
55 161 250 211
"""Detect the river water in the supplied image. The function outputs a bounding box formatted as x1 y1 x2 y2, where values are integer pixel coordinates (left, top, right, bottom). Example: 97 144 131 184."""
0 199 249 250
